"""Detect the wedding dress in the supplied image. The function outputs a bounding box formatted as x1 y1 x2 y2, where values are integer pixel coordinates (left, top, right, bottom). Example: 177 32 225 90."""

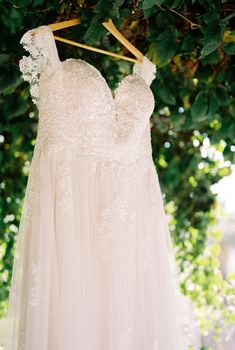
0 25 200 350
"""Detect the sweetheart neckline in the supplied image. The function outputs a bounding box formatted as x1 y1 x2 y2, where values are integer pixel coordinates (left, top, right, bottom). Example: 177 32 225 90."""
20 25 154 108
44 25 150 99
60 57 145 99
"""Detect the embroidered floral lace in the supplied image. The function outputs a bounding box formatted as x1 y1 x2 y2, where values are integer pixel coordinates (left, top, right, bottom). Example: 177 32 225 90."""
0 25 201 350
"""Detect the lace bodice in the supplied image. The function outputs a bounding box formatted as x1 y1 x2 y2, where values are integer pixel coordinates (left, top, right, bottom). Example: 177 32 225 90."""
19 25 157 165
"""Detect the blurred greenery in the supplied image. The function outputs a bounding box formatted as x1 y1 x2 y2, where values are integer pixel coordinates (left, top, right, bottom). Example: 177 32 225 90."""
0 0 235 348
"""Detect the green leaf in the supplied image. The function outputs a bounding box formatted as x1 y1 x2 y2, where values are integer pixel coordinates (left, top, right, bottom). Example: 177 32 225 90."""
158 83 176 105
0 7 25 34
215 86 228 106
170 0 184 9
0 65 21 94
143 7 154 18
223 42 235 55
200 12 220 26
191 91 208 121
222 12 235 25
196 65 213 81
84 14 107 43
95 0 112 13
8 0 32 7
0 54 11 66
180 34 196 52
201 50 220 64
142 0 164 10
207 91 218 118
200 42 218 58
3 95 28 120
200 21 226 58
155 27 178 63
33 0 44 5
199 0 217 11
114 0 125 6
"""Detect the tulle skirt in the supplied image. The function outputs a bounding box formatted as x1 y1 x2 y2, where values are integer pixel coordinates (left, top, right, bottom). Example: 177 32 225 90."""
0 144 198 350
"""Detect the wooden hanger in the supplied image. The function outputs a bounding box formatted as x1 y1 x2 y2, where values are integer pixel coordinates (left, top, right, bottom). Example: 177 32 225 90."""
33 17 144 63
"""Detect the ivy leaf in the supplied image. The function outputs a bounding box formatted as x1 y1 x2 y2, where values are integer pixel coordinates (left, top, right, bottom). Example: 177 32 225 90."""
191 91 208 121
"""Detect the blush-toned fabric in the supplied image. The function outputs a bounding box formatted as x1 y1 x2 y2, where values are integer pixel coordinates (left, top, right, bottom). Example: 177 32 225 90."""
0 25 200 350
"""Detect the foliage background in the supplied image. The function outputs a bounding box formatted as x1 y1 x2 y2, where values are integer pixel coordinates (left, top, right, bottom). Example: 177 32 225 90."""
0 0 235 347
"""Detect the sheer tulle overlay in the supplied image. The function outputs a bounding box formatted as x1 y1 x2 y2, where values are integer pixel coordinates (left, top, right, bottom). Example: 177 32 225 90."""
0 25 200 349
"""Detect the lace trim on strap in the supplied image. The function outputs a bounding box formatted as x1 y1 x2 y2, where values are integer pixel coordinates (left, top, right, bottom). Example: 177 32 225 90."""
19 26 60 108
19 29 45 108
132 56 157 86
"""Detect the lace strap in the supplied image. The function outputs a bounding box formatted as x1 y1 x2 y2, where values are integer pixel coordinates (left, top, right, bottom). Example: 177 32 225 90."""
19 25 60 108
132 55 157 86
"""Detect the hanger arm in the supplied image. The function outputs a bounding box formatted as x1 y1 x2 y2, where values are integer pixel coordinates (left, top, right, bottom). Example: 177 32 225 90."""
53 35 138 63
33 17 143 63
102 19 144 61
49 18 81 31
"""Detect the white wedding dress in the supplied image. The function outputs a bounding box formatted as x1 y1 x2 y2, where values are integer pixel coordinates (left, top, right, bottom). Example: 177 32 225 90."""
0 25 199 350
